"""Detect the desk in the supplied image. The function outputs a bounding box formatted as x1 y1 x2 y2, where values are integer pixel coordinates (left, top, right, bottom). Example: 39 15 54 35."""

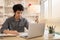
0 29 60 40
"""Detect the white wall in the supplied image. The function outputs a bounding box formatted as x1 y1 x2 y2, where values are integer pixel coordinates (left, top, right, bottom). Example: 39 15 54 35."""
44 0 60 19
44 0 60 32
46 0 60 32
44 0 52 19
52 0 60 18
44 0 48 19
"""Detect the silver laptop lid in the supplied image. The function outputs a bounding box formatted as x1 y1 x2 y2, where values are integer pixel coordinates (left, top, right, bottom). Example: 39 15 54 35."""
27 23 45 38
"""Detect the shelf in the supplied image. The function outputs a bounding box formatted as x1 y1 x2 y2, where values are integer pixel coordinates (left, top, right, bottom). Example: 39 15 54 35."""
4 0 22 7
0 0 4 6
0 6 3 8
0 0 40 23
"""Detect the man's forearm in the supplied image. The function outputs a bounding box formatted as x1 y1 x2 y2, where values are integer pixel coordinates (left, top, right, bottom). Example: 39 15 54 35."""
3 30 19 34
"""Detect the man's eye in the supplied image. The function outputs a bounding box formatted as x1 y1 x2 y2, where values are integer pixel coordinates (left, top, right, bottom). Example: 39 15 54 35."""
17 12 20 14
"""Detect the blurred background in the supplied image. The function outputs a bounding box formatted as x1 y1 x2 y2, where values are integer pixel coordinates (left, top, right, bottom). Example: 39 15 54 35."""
0 0 60 33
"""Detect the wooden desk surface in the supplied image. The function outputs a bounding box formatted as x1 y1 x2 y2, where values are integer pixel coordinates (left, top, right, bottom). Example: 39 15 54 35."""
0 35 60 40
0 29 60 40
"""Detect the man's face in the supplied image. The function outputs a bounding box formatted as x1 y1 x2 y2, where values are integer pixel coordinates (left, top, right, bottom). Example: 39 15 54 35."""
15 10 23 18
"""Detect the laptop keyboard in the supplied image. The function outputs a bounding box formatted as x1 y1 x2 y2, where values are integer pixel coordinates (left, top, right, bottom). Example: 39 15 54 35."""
19 32 28 37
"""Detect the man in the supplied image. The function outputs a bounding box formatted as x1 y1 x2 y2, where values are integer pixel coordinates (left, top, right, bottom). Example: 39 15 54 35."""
1 4 29 34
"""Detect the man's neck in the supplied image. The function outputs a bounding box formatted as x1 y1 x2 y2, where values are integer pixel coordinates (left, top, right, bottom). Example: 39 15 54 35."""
15 16 20 21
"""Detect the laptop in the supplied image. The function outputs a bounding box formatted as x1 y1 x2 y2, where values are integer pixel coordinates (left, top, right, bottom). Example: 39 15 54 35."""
20 23 45 39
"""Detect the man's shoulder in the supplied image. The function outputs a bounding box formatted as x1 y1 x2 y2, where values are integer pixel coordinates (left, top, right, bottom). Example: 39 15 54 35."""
21 17 29 23
22 17 27 21
6 17 14 21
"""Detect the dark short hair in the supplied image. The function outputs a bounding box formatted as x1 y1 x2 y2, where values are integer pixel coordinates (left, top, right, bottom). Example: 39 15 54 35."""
13 4 24 12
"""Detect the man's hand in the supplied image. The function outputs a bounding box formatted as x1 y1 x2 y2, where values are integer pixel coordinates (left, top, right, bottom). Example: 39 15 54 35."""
3 30 19 35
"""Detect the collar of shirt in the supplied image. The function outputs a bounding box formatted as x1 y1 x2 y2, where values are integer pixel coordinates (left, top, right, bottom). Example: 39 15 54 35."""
12 16 23 22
